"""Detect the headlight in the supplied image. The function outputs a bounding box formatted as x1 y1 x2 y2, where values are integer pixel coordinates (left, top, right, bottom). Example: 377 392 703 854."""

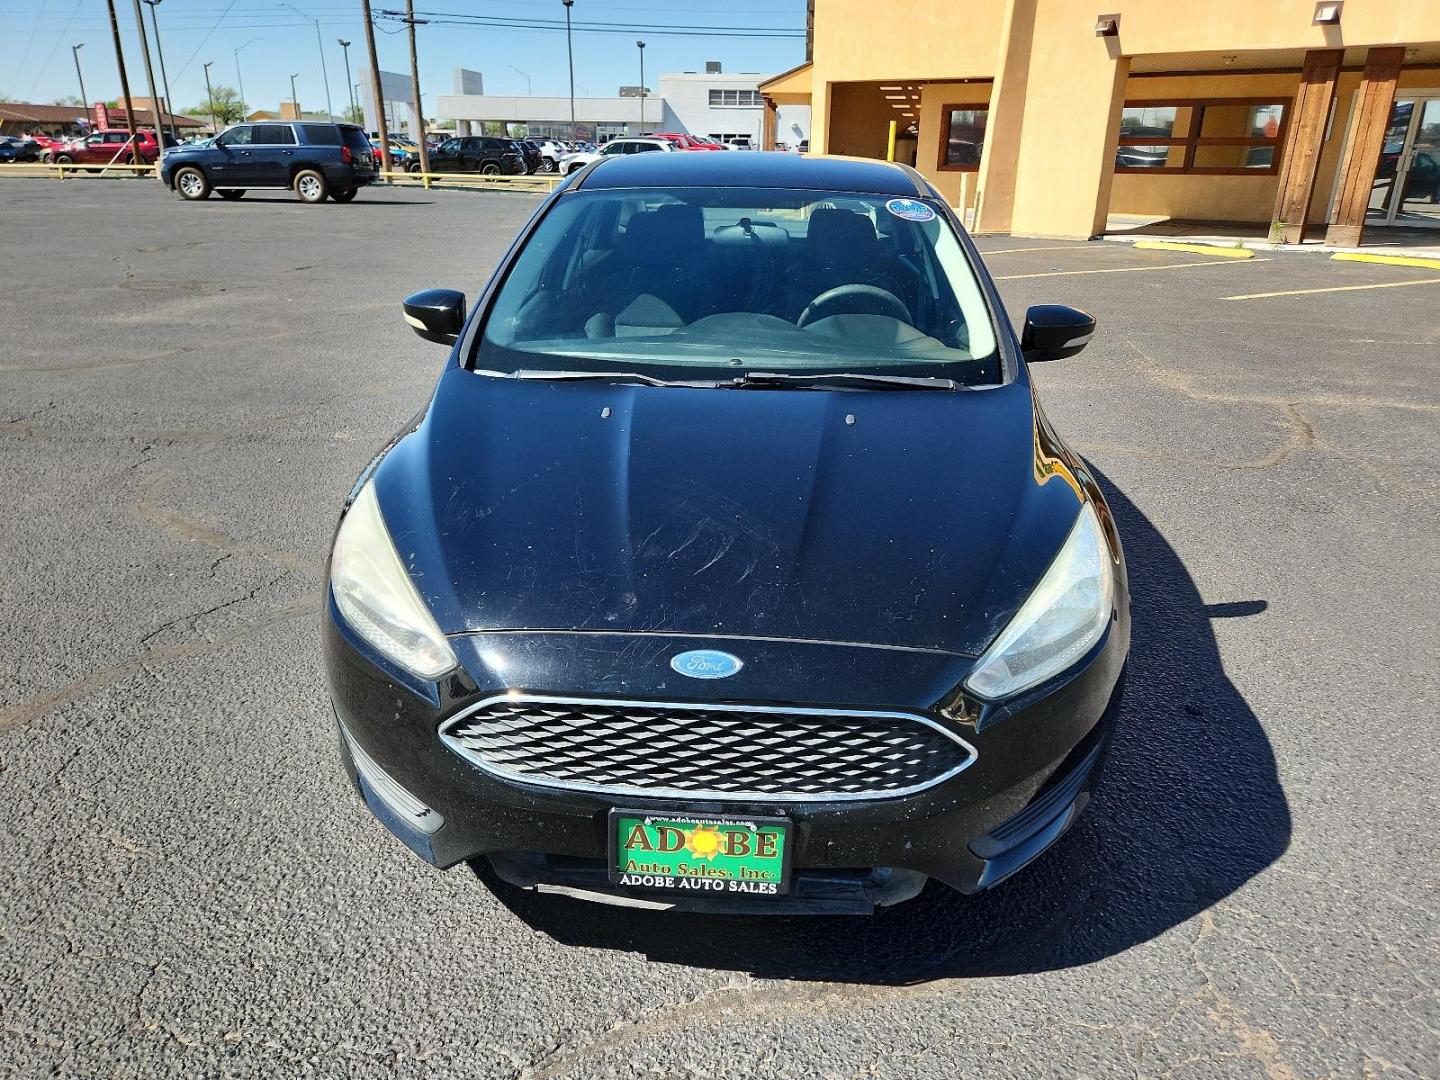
329 480 458 680
964 501 1114 700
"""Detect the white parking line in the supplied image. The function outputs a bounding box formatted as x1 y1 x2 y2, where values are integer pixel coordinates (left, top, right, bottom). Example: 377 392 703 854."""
994 258 1270 281
1223 277 1440 301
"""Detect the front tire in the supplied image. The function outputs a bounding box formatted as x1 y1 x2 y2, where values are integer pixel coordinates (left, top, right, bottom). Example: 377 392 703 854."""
540 157 557 173
294 168 328 203
331 187 358 203
406 161 424 174
216 188 244 200
174 166 211 200
54 153 74 165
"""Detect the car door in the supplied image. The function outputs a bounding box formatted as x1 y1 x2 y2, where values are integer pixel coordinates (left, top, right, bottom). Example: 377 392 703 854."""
430 138 462 172
458 137 484 172
249 123 296 186
210 125 256 182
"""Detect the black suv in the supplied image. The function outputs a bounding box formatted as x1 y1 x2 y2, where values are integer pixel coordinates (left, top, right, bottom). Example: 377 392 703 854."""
160 121 378 203
426 136 525 176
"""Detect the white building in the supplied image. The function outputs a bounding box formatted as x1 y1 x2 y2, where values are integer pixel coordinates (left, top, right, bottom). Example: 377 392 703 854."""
659 67 809 148
436 63 811 147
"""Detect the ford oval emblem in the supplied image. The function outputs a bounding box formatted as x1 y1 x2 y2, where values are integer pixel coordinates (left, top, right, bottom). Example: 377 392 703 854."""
670 649 743 679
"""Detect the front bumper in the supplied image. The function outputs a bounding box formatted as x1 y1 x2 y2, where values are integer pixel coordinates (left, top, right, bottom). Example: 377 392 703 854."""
325 602 1127 911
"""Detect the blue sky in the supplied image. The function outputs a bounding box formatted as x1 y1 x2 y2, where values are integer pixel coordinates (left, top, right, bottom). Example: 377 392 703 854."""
1 0 807 115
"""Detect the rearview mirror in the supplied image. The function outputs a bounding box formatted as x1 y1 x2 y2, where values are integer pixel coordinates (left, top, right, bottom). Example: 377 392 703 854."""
402 288 466 345
1021 304 1096 362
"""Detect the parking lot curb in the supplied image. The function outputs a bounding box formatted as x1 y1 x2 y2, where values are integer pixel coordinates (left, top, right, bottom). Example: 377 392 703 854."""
1132 240 1254 259
1330 251 1440 271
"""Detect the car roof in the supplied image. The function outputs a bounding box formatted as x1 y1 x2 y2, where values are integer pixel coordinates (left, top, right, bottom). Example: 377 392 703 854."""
574 151 926 196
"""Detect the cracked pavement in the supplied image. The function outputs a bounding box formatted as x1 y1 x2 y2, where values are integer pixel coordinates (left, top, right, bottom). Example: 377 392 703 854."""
1 180 1437 1078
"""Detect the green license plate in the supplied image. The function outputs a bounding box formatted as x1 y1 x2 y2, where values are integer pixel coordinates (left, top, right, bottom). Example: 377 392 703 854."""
609 811 791 898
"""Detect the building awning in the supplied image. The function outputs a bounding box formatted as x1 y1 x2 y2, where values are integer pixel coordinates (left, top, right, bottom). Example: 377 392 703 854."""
759 61 812 104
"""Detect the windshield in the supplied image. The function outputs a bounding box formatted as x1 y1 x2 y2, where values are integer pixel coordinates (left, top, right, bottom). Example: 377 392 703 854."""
477 186 1002 386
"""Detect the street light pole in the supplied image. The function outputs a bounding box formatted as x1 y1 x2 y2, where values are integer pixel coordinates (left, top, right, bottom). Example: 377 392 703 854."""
360 0 392 182
105 0 140 153
141 0 178 142
562 0 576 137
338 39 356 120
283 3 334 119
128 0 166 162
202 61 217 133
234 38 260 117
290 73 301 117
636 40 645 132
404 0 431 181
71 43 87 111
508 66 531 95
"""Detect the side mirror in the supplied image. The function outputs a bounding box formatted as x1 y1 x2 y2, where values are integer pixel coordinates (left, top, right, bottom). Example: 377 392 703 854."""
402 288 466 345
1020 304 1096 362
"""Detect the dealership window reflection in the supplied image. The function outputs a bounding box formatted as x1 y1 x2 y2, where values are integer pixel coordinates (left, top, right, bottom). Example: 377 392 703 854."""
939 106 988 170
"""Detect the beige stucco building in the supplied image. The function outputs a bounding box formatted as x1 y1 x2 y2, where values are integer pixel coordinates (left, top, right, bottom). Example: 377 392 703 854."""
760 0 1440 242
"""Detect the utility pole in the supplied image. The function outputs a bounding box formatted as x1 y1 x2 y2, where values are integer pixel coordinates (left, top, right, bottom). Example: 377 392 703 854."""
104 0 139 156
360 0 392 183
282 3 334 119
563 0 575 137
234 38 260 116
141 1 178 142
202 61 217 132
71 43 87 111
129 0 166 163
338 39 356 119
636 40 646 132
404 0 431 182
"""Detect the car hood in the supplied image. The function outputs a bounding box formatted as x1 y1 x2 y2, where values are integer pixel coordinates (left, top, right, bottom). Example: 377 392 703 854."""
372 368 1086 656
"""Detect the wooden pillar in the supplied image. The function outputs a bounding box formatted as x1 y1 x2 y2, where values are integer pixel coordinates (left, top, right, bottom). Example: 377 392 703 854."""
762 95 778 151
1270 49 1343 244
1326 46 1405 247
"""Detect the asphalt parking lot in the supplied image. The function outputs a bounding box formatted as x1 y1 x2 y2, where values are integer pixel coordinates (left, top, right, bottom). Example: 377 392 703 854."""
2 178 1437 1079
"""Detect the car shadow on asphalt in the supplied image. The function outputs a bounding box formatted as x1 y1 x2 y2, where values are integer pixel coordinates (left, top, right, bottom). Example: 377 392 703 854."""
476 474 1292 984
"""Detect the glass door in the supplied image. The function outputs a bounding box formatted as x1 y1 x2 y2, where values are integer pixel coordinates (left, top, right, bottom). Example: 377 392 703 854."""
1369 96 1440 228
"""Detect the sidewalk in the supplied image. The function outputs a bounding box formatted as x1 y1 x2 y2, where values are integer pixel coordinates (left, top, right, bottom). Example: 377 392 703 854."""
1102 213 1440 258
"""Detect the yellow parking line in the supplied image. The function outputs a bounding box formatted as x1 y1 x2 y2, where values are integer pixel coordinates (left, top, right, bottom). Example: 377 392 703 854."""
1223 277 1440 301
1330 252 1440 271
995 258 1268 280
1133 240 1253 259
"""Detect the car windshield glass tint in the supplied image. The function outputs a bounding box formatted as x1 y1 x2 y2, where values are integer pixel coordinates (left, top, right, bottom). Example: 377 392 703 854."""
478 187 1002 385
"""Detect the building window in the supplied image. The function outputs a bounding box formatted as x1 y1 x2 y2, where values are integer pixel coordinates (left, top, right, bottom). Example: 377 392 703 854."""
1115 99 1289 175
938 106 988 171
709 88 761 107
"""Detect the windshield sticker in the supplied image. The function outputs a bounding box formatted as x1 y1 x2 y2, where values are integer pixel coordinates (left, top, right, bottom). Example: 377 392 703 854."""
885 198 937 222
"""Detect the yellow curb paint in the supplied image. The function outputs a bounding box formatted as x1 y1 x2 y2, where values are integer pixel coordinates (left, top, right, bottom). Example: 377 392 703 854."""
1330 252 1440 271
995 258 1268 281
1133 240 1253 259
1223 277 1440 301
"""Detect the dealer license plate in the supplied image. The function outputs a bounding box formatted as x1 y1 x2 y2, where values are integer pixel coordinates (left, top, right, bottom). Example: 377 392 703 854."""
609 811 791 898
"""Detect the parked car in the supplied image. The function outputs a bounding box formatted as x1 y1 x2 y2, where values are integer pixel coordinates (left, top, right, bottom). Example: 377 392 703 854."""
643 132 721 151
561 136 676 174
0 136 43 162
325 152 1125 914
535 139 569 172
425 135 525 175
49 128 173 166
0 142 16 164
160 121 378 203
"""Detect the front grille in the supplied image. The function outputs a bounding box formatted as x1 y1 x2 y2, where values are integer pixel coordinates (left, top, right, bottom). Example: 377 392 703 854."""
439 695 977 801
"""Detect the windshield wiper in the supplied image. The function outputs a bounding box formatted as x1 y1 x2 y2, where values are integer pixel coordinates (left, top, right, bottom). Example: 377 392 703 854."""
726 371 959 391
504 369 710 387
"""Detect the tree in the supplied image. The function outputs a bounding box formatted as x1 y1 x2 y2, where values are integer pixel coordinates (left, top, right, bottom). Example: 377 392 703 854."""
188 84 246 126
52 95 84 107
344 103 364 125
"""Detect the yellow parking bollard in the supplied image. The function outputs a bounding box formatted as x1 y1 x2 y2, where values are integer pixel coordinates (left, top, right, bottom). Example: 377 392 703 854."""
886 120 897 163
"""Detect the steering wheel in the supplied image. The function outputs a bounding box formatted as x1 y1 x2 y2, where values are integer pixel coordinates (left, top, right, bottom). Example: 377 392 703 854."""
797 284 911 328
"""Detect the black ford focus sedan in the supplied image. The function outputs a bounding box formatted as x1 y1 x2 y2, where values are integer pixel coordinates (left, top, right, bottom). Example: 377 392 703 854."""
324 152 1128 915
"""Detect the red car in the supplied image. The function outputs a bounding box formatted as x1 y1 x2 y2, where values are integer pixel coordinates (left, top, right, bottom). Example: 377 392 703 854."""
49 129 172 166
647 132 724 151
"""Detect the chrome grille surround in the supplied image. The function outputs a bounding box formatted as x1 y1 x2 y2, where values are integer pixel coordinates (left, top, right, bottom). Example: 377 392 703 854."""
438 694 978 802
